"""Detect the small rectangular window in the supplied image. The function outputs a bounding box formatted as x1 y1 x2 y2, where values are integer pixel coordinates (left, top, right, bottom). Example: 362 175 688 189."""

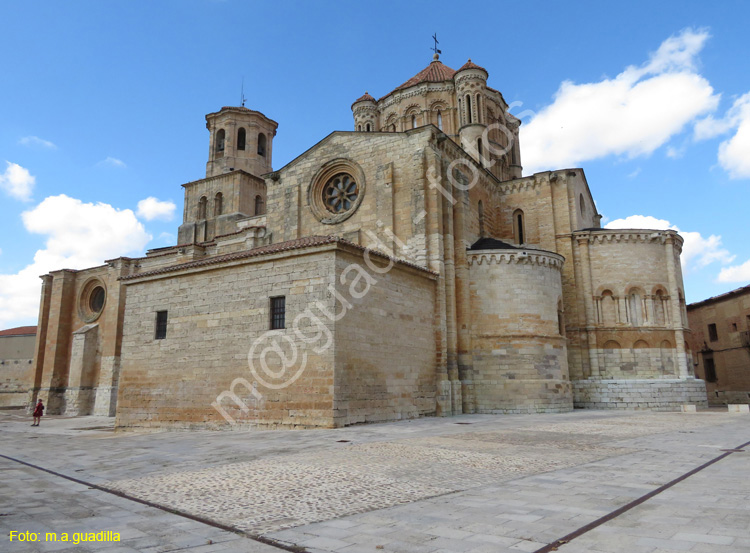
704 357 717 382
708 323 718 342
155 311 168 340
732 322 738 332
270 296 285 330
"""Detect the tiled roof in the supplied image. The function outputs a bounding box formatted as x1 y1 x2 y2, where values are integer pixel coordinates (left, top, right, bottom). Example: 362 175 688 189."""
468 237 519 251
457 59 487 73
688 284 750 310
120 235 437 281
381 59 457 100
352 92 376 104
0 326 37 337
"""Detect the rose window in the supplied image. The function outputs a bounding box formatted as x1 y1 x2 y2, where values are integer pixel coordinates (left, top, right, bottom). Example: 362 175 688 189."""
323 174 359 214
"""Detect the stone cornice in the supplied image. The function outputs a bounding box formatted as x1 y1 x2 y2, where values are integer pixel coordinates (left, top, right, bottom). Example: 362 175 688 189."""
377 83 456 111
468 249 564 269
573 229 684 250
181 169 263 189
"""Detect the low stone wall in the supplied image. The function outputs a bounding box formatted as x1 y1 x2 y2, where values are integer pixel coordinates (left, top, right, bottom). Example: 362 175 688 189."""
573 378 707 411
709 390 750 406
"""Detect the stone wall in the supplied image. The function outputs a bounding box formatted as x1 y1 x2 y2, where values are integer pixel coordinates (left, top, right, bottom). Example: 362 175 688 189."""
573 379 708 410
116 240 438 430
332 249 437 425
687 287 750 405
117 245 339 430
0 333 35 408
467 248 572 413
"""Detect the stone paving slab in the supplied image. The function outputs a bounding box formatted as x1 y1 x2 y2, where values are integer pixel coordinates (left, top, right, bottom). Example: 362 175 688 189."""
0 458 284 552
1 409 749 552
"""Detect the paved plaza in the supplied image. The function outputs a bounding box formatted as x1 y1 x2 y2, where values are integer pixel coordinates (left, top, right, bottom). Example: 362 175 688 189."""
0 409 748 552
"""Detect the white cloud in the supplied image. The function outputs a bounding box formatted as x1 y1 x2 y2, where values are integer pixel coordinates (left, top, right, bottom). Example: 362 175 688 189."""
0 161 35 201
19 136 57 149
97 157 127 168
717 259 750 283
605 215 734 271
521 29 719 174
693 92 750 179
0 195 151 328
137 197 176 221
717 94 750 179
627 168 641 179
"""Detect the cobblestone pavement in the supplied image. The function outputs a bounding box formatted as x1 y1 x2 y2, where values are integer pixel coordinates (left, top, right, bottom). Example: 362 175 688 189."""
1 409 748 552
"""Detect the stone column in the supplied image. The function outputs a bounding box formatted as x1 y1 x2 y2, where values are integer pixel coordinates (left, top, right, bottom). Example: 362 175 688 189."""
665 234 689 378
576 235 600 377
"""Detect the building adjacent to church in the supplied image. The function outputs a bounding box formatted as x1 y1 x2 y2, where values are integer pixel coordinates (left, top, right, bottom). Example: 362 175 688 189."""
687 285 750 405
27 54 707 428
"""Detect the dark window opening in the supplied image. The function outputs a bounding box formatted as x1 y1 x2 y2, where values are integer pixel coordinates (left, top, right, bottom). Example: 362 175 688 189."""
215 129 225 153
514 210 525 245
357 125 362 131
732 322 738 332
477 138 483 160
155 311 168 340
257 133 267 156
708 323 718 342
214 192 223 216
237 128 246 151
254 194 264 216
89 286 105 313
366 123 371 132
466 95 472 123
270 297 286 330
703 356 717 382
198 196 207 219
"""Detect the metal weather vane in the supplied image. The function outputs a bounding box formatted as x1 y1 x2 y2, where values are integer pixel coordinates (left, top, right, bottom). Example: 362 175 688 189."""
431 33 441 55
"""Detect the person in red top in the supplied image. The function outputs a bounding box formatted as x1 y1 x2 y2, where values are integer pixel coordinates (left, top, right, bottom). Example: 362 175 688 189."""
32 399 44 426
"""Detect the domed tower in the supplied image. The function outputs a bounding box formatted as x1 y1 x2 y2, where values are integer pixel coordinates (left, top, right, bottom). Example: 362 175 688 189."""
455 59 489 166
205 106 278 178
351 92 378 132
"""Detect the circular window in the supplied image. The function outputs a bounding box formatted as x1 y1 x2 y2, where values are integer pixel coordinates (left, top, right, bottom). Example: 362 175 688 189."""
323 174 359 214
89 286 105 313
308 159 366 224
78 279 107 323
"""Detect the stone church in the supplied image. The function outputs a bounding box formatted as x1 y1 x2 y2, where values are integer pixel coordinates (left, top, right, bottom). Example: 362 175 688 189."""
28 54 707 429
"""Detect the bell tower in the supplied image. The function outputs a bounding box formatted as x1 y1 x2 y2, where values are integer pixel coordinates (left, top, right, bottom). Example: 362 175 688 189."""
205 106 278 178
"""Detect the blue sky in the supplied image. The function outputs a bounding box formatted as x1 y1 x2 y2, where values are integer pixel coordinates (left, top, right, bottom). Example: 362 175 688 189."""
1 0 749 328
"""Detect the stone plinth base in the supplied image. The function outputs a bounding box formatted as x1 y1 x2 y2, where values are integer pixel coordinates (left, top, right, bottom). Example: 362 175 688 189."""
573 379 707 411
728 404 750 413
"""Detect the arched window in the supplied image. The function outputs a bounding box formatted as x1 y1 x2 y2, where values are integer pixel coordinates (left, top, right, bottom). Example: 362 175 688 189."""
458 98 463 125
257 133 267 156
477 138 483 162
214 192 223 216
478 200 484 237
215 129 225 153
600 290 617 326
579 194 586 218
476 94 482 123
557 300 565 335
357 124 362 131
513 209 525 244
197 196 207 219
466 95 472 124
628 290 643 326
412 115 417 129
254 194 264 216
237 128 246 151
437 110 443 130
366 123 371 132
654 289 667 326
